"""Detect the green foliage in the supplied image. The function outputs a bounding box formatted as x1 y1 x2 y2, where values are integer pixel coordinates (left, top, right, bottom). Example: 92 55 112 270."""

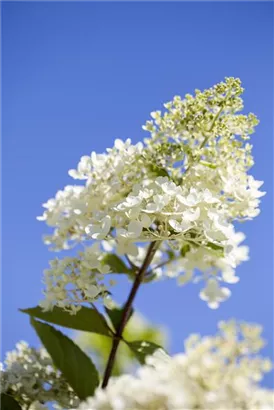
147 163 170 178
180 244 191 257
76 312 168 376
206 242 224 254
1 394 22 410
103 254 132 274
31 318 99 400
127 340 164 364
200 160 217 169
21 306 112 336
105 304 134 333
142 272 158 283
166 249 176 260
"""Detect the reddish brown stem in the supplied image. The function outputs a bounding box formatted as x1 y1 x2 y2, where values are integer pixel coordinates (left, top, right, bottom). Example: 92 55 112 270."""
101 241 158 388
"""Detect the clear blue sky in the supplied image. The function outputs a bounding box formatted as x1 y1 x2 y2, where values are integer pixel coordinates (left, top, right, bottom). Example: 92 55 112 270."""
2 2 273 387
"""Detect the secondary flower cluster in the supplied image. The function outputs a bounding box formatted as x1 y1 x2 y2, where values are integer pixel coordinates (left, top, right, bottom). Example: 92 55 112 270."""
0 341 79 409
40 243 114 313
76 321 273 410
38 78 265 310
151 230 248 309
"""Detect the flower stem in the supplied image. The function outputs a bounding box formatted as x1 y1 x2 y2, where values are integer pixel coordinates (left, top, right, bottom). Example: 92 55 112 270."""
101 241 159 388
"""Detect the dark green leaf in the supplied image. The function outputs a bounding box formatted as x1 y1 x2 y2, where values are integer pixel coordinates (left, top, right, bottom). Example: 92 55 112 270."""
31 318 99 399
105 304 134 332
127 340 164 364
180 244 191 258
103 254 131 274
20 306 111 336
1 394 22 410
148 164 169 178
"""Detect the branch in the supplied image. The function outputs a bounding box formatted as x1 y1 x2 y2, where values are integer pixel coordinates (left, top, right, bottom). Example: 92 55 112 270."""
145 258 172 276
125 254 138 271
101 241 159 388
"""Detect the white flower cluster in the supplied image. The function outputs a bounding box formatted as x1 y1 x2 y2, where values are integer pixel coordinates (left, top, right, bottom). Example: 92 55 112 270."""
40 243 112 313
76 321 273 410
0 341 79 409
149 230 248 309
38 139 144 251
38 78 265 309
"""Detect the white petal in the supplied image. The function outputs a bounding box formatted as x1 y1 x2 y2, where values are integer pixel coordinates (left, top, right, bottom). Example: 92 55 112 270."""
114 139 124 150
140 214 152 228
128 220 143 238
169 219 191 232
182 207 200 222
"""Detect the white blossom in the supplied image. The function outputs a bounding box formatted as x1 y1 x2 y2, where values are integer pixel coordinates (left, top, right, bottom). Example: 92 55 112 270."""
39 243 112 313
37 78 265 309
199 278 231 309
76 321 273 410
0 341 79 409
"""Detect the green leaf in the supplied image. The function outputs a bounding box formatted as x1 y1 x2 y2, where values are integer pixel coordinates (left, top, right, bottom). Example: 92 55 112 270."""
105 304 134 332
31 318 99 400
142 272 157 283
166 250 175 260
200 160 217 169
148 164 169 178
180 244 191 258
127 340 164 364
20 306 112 336
103 254 131 274
1 394 22 410
206 242 224 253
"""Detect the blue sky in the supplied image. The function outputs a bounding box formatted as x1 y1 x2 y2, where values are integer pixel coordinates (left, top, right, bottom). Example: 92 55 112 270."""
2 2 273 387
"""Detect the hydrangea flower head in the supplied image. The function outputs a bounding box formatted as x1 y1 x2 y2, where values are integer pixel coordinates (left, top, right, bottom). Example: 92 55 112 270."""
76 321 273 410
38 78 265 311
